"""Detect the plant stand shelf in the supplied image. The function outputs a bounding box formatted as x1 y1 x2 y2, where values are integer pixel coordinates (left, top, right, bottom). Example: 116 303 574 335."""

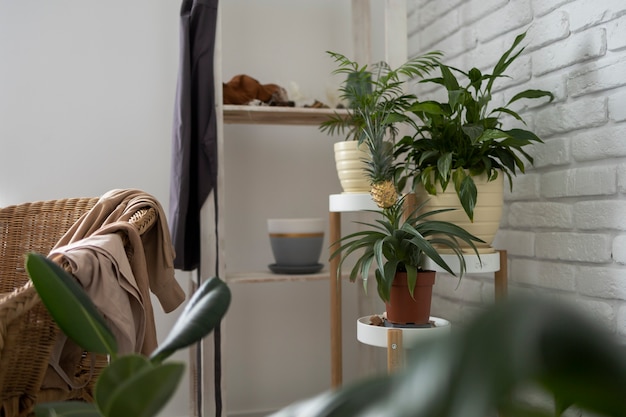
328 193 508 387
357 316 451 373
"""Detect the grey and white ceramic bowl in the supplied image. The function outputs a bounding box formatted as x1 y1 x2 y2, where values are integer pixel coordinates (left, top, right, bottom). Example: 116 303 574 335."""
267 218 324 267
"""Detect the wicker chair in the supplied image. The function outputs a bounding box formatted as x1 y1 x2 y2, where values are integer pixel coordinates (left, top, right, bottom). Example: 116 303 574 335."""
0 196 157 417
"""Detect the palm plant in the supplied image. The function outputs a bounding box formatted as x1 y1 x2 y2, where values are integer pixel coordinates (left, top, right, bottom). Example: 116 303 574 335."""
320 50 442 144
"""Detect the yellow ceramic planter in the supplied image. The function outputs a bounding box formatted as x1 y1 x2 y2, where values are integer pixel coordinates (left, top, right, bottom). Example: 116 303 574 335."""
415 173 504 253
334 141 371 193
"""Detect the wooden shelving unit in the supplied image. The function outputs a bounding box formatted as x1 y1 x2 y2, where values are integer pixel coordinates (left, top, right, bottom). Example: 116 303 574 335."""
226 270 330 284
223 104 349 126
213 3 409 415
220 105 350 286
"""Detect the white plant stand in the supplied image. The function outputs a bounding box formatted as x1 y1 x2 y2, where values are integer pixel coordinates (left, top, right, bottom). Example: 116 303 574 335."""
329 193 508 385
357 316 451 373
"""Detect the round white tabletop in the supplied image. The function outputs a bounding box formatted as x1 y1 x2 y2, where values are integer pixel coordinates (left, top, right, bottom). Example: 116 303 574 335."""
357 315 451 348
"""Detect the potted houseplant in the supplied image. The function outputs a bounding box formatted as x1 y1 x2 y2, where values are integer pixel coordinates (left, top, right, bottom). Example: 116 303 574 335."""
24 252 231 417
320 50 441 194
395 31 554 249
331 104 483 326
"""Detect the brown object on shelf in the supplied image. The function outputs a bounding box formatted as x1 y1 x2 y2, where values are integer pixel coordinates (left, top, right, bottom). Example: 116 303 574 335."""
223 74 290 106
304 100 330 109
369 315 384 326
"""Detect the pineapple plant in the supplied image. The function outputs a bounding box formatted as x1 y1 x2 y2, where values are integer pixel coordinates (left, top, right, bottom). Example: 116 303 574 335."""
360 109 398 209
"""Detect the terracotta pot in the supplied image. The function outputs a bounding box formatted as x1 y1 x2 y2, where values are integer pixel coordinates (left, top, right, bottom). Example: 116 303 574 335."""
385 270 435 326
415 172 504 253
334 141 371 193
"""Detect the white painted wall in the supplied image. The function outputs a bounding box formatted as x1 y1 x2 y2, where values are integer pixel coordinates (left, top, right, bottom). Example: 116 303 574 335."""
408 1 626 342
0 1 385 417
0 2 192 416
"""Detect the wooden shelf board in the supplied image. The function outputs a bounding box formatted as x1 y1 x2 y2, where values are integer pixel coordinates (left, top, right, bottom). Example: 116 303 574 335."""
227 270 330 284
223 104 349 126
225 270 359 284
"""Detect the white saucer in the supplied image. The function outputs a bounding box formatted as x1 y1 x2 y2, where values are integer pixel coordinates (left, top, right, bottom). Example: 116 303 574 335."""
268 263 324 274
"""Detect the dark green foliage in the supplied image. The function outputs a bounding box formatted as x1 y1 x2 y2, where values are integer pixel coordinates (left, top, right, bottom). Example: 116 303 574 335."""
270 297 626 417
330 196 483 302
396 31 554 221
320 50 442 144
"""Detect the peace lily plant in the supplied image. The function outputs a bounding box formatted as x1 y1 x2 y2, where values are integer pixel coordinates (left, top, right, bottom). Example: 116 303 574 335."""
24 252 231 417
395 31 554 221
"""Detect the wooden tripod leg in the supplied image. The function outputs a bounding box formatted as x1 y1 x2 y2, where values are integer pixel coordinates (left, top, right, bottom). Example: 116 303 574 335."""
329 211 342 387
387 329 403 373
494 250 508 300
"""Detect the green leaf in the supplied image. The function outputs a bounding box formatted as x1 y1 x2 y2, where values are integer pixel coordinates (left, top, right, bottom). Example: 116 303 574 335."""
458 175 478 221
269 372 392 417
420 166 437 194
507 88 554 104
25 252 118 356
462 123 484 143
405 264 418 298
269 298 626 417
477 129 509 142
103 362 184 417
491 106 524 122
34 402 102 417
436 152 453 180
487 31 527 92
452 168 467 193
506 128 543 143
95 354 152 413
439 64 460 91
150 276 231 363
375 270 391 302
448 89 466 112
468 67 482 87
409 101 447 116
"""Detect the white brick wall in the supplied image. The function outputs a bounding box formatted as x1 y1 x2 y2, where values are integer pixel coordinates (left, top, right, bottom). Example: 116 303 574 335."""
409 0 626 339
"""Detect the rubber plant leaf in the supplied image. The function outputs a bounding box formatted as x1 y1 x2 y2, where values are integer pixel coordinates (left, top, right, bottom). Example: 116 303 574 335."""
34 401 101 417
150 276 231 364
269 374 392 417
25 252 117 356
102 361 184 417
95 354 152 414
269 298 626 417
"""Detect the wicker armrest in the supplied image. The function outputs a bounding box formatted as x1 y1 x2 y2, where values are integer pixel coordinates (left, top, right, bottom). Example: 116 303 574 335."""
0 195 159 417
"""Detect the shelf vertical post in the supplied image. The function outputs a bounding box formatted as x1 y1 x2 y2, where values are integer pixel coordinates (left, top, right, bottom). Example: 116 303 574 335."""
495 250 508 300
387 329 403 373
352 0 371 65
329 210 342 387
